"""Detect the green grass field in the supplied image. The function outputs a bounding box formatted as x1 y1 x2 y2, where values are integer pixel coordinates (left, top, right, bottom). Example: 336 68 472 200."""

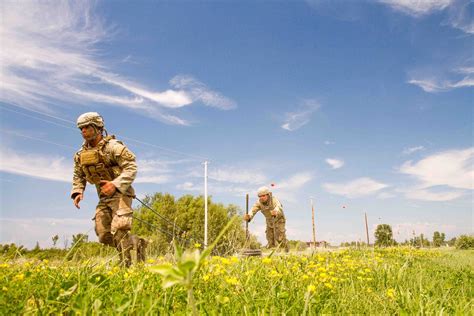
1 247 472 314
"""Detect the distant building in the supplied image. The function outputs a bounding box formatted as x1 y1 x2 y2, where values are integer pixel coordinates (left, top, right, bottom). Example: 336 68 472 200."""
306 241 329 248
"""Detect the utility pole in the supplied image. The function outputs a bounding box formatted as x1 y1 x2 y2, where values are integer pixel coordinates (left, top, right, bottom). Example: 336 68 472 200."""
311 198 316 249
204 160 208 248
364 212 370 246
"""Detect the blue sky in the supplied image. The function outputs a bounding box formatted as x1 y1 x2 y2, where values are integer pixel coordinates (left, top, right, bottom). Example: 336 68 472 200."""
1 0 472 248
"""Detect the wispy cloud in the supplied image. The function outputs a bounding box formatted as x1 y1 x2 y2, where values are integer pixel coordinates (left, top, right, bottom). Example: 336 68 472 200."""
399 147 473 190
170 75 236 110
325 158 344 169
379 0 452 17
270 172 314 202
178 170 313 203
377 192 396 199
445 0 474 34
398 147 473 201
273 172 313 190
323 177 389 198
402 146 425 155
209 167 267 185
408 74 474 93
0 147 71 182
281 99 320 131
176 181 201 192
0 146 174 185
324 140 335 145
380 0 473 34
0 1 234 125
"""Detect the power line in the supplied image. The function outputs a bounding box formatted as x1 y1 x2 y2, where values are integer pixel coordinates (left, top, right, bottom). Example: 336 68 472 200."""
0 105 77 130
0 130 76 149
118 135 208 161
0 104 210 161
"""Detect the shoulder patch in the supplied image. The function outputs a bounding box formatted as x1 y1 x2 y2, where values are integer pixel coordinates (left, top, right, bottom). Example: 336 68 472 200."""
121 147 135 161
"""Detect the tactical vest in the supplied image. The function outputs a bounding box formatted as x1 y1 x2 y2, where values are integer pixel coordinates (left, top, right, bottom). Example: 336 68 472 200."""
258 194 285 221
79 136 121 185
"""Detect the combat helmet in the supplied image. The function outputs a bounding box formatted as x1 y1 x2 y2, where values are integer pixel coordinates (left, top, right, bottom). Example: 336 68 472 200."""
257 186 271 196
76 112 104 129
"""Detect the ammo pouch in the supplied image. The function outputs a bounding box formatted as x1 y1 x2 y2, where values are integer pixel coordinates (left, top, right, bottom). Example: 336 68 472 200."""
80 149 119 185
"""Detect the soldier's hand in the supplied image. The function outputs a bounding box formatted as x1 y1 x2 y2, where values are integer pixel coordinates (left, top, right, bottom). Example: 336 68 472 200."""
73 193 83 209
100 180 116 196
243 214 251 222
271 210 278 217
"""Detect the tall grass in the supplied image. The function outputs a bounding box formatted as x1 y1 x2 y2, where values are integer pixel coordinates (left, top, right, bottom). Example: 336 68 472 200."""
0 248 472 314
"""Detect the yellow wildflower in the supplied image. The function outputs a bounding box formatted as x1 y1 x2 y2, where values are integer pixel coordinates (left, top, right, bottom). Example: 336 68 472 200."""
14 273 25 281
324 282 333 289
2 287 8 292
307 284 316 293
262 257 272 264
225 277 239 286
387 288 396 299
220 296 230 304
194 243 201 248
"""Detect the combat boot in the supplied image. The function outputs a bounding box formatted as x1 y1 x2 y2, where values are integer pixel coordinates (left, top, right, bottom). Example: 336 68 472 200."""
115 230 132 267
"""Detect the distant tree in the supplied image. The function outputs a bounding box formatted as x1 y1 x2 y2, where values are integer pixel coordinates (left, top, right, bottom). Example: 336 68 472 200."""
374 224 394 247
52 235 59 247
410 234 430 247
432 231 446 247
447 237 457 247
288 240 308 251
132 193 248 255
71 234 88 248
455 235 474 249
420 234 430 247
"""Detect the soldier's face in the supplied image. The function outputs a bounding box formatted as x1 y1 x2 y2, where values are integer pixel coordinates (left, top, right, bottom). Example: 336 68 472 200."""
81 125 98 142
259 194 269 203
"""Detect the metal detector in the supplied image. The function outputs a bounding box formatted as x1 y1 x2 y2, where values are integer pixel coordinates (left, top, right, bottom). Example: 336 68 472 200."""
241 193 262 257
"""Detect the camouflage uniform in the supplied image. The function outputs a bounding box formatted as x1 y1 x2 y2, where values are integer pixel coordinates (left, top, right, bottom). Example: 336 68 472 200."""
71 134 141 266
249 194 288 249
